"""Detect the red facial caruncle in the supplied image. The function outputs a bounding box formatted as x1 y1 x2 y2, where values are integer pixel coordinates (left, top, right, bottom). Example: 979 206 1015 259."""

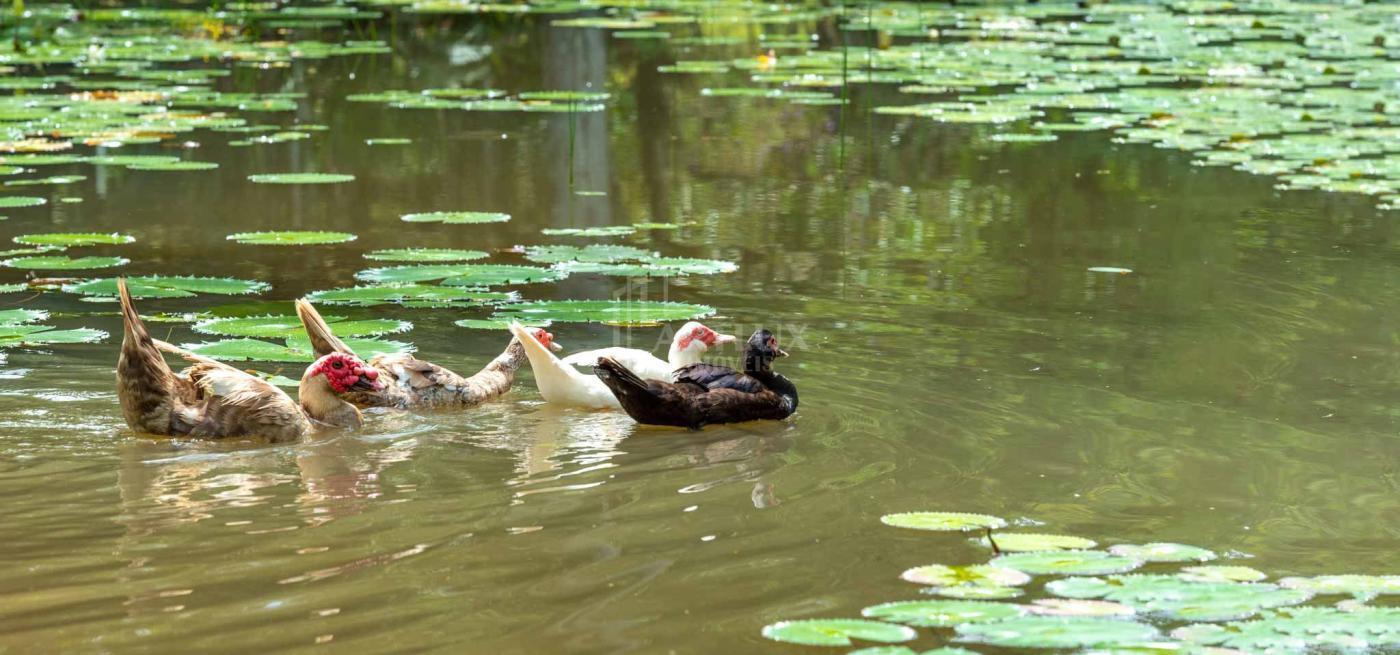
677 325 716 351
312 353 380 393
531 329 555 348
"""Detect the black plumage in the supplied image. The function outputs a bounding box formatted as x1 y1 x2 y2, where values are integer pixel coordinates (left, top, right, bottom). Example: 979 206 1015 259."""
595 329 798 429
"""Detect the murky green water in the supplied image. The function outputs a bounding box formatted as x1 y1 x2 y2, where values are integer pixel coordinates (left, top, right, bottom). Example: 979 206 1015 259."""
2 11 1399 655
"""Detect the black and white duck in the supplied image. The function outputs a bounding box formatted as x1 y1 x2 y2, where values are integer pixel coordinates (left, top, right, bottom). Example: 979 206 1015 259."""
593 329 798 429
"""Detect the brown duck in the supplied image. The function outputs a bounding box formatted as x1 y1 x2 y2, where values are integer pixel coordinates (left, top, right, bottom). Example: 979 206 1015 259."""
295 299 560 409
594 329 798 429
116 279 382 442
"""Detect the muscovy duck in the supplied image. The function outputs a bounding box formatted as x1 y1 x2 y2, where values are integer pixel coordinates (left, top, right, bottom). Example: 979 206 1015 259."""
558 321 735 380
296 299 560 409
594 329 798 429
508 321 622 409
116 279 382 442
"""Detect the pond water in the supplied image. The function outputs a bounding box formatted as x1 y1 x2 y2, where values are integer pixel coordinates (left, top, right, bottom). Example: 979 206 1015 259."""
2 8 1399 655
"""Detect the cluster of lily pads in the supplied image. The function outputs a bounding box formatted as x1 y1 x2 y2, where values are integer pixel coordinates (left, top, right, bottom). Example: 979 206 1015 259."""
347 88 610 113
762 511 1399 653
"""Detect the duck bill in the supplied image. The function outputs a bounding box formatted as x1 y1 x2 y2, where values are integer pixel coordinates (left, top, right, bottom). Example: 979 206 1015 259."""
351 375 383 392
714 333 738 345
773 347 788 358
548 340 564 353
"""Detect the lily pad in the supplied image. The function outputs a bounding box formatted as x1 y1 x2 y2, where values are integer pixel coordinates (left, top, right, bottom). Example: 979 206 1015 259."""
455 318 551 330
1180 566 1268 584
761 619 916 647
126 161 219 171
184 336 413 363
304 285 515 307
400 211 510 224
4 175 85 186
248 173 355 184
954 617 1160 649
881 512 1007 532
927 586 1024 600
356 264 563 286
540 226 636 237
1277 575 1400 597
2 255 127 270
992 551 1143 576
1026 599 1135 618
365 138 412 146
13 232 134 247
226 231 357 245
981 533 1098 552
1048 574 1313 622
0 196 48 208
65 276 269 299
1108 543 1217 563
523 244 656 264
363 248 489 262
490 300 715 325
194 315 411 339
862 600 1024 628
901 564 1031 588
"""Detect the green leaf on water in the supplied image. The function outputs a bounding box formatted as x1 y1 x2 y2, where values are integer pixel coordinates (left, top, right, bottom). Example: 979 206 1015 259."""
248 173 355 184
1026 599 1135 618
126 161 219 171
184 336 413 363
518 90 611 102
400 211 510 224
1277 575 1400 597
861 600 1024 627
226 231 357 245
65 276 269 299
363 248 489 262
992 551 1143 576
2 327 107 346
523 244 656 264
13 232 134 246
365 138 412 145
1108 543 1217 563
927 586 1024 600
901 564 1031 588
1048 574 1312 622
1179 566 1268 584
0 196 48 208
2 255 127 270
954 617 1160 649
0 309 47 324
761 619 916 647
490 300 715 325
454 318 551 330
356 264 564 286
980 533 1097 552
881 512 1007 532
304 285 516 307
540 226 636 237
4 174 86 186
194 315 411 339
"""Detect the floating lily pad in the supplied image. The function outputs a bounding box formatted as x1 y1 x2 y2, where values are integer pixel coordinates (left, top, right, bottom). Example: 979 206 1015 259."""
862 600 1024 628
4 175 85 186
184 336 412 363
1088 267 1133 274
523 244 656 264
401 211 511 224
126 161 219 171
518 91 611 102
1047 574 1313 622
356 264 563 286
248 173 355 184
1026 599 1135 618
0 309 46 325
66 276 269 299
540 226 636 237
490 300 715 325
992 551 1143 577
2 255 128 270
954 617 1160 649
0 196 47 208
982 533 1097 552
363 248 489 262
13 232 134 247
902 564 1031 588
1180 566 1268 584
194 315 411 339
1108 543 1217 563
927 586 1024 600
454 318 552 330
0 326 107 347
365 138 411 145
1277 575 1400 597
881 512 1007 532
760 619 916 647
304 285 515 307
226 231 357 245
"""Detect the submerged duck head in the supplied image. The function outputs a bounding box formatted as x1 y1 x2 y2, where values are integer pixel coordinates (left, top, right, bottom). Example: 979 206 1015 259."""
743 329 787 373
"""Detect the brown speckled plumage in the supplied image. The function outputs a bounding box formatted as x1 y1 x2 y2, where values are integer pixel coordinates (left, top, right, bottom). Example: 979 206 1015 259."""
296 299 528 409
115 279 362 441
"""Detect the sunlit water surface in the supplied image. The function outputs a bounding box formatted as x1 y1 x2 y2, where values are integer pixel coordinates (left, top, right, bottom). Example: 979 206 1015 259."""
2 16 1399 655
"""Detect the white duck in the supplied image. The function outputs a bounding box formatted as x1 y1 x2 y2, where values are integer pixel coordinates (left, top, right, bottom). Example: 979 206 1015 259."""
560 321 736 381
509 322 621 409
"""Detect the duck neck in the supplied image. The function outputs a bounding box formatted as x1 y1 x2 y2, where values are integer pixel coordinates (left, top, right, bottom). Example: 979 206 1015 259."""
668 342 702 369
299 375 363 430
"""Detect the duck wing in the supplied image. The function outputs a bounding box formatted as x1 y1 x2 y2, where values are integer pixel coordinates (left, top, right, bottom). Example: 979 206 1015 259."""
673 363 766 393
594 357 705 427
155 340 311 441
116 278 199 434
691 387 794 425
560 347 670 380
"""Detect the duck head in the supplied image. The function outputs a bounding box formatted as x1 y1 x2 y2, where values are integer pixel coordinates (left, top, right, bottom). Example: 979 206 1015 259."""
671 321 737 359
307 352 383 393
531 328 563 352
742 329 787 373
